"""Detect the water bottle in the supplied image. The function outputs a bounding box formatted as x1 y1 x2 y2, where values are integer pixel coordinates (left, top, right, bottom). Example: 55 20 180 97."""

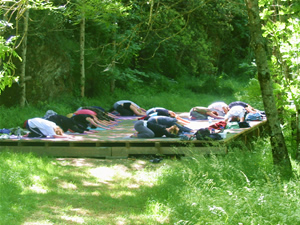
208 118 212 124
17 127 21 140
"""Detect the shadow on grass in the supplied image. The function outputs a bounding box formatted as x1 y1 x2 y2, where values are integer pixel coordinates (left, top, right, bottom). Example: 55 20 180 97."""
3 157 177 224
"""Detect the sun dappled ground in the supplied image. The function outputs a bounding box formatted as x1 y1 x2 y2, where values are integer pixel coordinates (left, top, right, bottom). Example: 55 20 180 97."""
21 157 172 225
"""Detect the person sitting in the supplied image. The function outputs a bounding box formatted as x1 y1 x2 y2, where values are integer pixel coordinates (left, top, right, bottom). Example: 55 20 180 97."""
207 102 229 117
24 117 73 138
131 120 179 138
224 105 246 123
111 100 146 116
189 106 224 120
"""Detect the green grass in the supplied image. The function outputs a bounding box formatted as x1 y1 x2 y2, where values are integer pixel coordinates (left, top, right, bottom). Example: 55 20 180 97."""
1 138 300 224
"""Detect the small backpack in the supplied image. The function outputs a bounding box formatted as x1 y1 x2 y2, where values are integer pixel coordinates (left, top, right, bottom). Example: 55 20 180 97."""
195 128 222 141
246 112 263 121
195 128 211 140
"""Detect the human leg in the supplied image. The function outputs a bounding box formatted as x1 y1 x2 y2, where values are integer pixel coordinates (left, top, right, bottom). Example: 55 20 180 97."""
190 111 207 120
134 121 154 138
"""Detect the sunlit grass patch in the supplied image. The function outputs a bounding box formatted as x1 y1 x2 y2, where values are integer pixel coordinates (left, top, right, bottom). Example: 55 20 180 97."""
2 140 300 224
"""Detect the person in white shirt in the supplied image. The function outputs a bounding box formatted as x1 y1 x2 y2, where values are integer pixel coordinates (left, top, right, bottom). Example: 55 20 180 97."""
208 102 229 117
224 105 246 123
25 117 71 138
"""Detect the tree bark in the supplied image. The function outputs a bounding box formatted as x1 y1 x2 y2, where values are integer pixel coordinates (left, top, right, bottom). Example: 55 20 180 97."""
80 16 85 98
245 0 292 177
20 8 29 108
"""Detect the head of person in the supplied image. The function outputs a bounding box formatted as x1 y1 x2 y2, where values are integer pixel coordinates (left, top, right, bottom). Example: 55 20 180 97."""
168 125 179 135
54 126 64 135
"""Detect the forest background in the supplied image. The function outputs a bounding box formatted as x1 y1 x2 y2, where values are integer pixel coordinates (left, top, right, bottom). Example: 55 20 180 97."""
0 1 299 173
1 1 300 224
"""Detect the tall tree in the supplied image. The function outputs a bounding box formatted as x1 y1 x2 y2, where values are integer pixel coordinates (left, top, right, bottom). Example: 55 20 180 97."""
0 0 53 98
259 0 300 159
80 15 85 97
20 8 29 107
245 0 292 177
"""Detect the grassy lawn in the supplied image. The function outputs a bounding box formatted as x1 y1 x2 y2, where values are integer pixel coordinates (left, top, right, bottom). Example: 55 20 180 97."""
1 153 178 224
1 139 300 225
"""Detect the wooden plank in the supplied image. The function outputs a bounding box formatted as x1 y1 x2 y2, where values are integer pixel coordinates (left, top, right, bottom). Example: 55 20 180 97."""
0 119 267 158
0 146 112 158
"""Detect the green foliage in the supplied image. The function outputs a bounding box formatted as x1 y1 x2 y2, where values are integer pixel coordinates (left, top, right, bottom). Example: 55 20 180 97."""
181 74 238 98
234 78 264 110
1 0 256 102
0 35 20 93
259 0 300 117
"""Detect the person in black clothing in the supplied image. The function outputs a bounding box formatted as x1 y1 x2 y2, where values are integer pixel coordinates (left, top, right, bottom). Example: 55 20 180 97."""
141 107 190 126
47 114 88 133
146 107 177 117
147 116 193 134
131 120 179 138
111 100 147 116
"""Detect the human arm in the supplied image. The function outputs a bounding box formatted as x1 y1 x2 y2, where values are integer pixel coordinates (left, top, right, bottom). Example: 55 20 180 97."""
207 111 224 119
86 117 111 129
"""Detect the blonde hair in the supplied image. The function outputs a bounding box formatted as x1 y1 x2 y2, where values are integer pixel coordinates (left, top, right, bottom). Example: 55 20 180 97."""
54 127 64 135
169 125 179 135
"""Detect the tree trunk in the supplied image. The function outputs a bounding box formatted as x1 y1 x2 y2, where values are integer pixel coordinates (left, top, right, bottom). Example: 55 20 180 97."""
295 106 300 159
80 17 85 98
20 8 29 108
110 20 117 94
245 0 292 177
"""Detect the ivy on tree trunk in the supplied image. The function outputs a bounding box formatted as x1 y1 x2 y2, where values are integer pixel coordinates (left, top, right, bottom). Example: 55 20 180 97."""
245 0 292 178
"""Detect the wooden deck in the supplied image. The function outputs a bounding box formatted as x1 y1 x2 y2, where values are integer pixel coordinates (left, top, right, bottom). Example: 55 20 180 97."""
0 118 267 158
